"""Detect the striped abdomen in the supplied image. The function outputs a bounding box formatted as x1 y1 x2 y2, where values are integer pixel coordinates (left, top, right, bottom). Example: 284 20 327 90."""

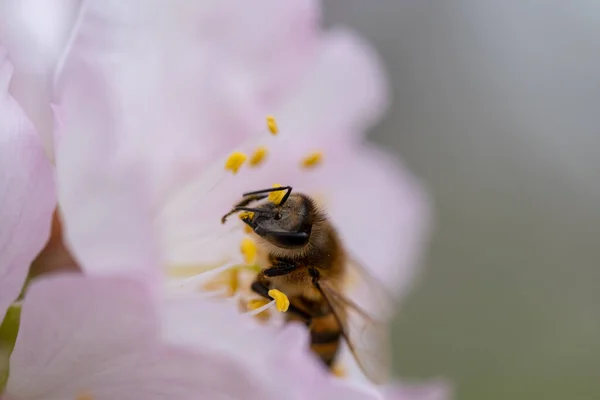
286 295 345 368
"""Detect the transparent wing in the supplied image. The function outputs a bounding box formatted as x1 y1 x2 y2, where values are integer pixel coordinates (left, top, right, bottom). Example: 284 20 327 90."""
342 255 396 321
317 256 395 384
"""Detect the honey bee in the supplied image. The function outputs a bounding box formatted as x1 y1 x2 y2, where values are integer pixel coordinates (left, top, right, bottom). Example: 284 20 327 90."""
222 185 393 384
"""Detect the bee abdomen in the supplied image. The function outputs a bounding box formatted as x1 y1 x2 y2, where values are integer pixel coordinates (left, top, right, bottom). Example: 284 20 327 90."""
309 314 342 367
311 329 341 344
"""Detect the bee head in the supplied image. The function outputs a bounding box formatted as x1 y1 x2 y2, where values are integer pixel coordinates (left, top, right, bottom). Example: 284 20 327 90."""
242 194 313 249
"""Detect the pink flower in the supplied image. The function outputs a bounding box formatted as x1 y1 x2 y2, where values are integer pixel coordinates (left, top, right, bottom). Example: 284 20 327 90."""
3 275 274 400
1 1 448 398
0 49 55 321
3 274 450 400
49 0 430 299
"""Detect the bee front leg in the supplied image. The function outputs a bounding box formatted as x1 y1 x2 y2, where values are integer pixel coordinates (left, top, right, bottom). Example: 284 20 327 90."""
250 273 311 322
250 273 272 299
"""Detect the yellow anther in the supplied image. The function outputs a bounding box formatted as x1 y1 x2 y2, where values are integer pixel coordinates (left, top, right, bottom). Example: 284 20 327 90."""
238 211 255 221
225 151 248 174
268 289 289 312
249 146 269 167
240 238 257 265
266 115 278 135
268 183 285 204
226 268 239 296
332 364 347 378
247 298 271 310
301 151 324 168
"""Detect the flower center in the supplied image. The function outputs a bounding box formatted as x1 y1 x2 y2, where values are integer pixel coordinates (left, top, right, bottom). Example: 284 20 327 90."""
166 116 325 320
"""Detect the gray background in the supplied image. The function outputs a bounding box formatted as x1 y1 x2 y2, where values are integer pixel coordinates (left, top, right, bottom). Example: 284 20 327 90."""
324 1 600 399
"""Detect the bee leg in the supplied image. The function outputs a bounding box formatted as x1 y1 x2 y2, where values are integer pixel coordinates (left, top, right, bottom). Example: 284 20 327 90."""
251 275 312 322
263 262 297 277
250 280 271 299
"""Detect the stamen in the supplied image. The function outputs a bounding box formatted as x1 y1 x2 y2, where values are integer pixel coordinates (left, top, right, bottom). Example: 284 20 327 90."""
246 299 276 317
249 146 269 167
240 238 257 265
268 183 285 204
225 151 248 174
266 115 278 135
301 151 324 168
171 262 240 292
268 289 290 312
248 298 271 310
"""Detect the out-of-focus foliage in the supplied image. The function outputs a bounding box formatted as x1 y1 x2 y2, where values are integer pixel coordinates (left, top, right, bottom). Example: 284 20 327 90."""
325 1 600 399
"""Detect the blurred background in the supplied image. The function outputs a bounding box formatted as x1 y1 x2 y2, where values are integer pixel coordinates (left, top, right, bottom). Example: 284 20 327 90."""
324 1 600 399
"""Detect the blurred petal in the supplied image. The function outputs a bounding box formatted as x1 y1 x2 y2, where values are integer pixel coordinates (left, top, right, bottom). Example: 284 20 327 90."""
0 0 81 160
275 28 390 142
7 275 270 400
54 0 320 196
55 68 160 282
0 50 55 319
161 298 386 399
326 143 432 297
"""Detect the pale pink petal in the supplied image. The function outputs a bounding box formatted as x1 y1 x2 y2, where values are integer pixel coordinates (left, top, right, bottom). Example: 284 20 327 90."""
55 67 160 282
162 298 384 399
326 143 432 297
7 275 271 400
0 49 55 319
190 0 320 103
54 0 320 198
0 0 81 160
274 27 390 143
268 324 382 400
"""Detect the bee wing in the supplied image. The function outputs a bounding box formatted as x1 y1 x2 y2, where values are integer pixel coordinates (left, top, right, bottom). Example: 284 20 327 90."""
342 256 396 321
318 257 395 384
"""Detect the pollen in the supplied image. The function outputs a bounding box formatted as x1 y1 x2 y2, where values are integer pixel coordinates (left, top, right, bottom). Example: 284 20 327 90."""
243 224 253 233
238 211 255 221
266 115 278 135
268 289 290 312
268 183 285 204
240 237 257 265
301 151 324 168
249 146 269 167
225 151 248 174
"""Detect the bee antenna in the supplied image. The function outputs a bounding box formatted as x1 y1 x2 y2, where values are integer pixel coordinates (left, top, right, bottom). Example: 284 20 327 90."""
234 207 276 217
242 186 293 205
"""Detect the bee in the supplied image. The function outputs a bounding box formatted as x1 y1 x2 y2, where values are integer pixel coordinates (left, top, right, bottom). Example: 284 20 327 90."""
221 185 393 384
